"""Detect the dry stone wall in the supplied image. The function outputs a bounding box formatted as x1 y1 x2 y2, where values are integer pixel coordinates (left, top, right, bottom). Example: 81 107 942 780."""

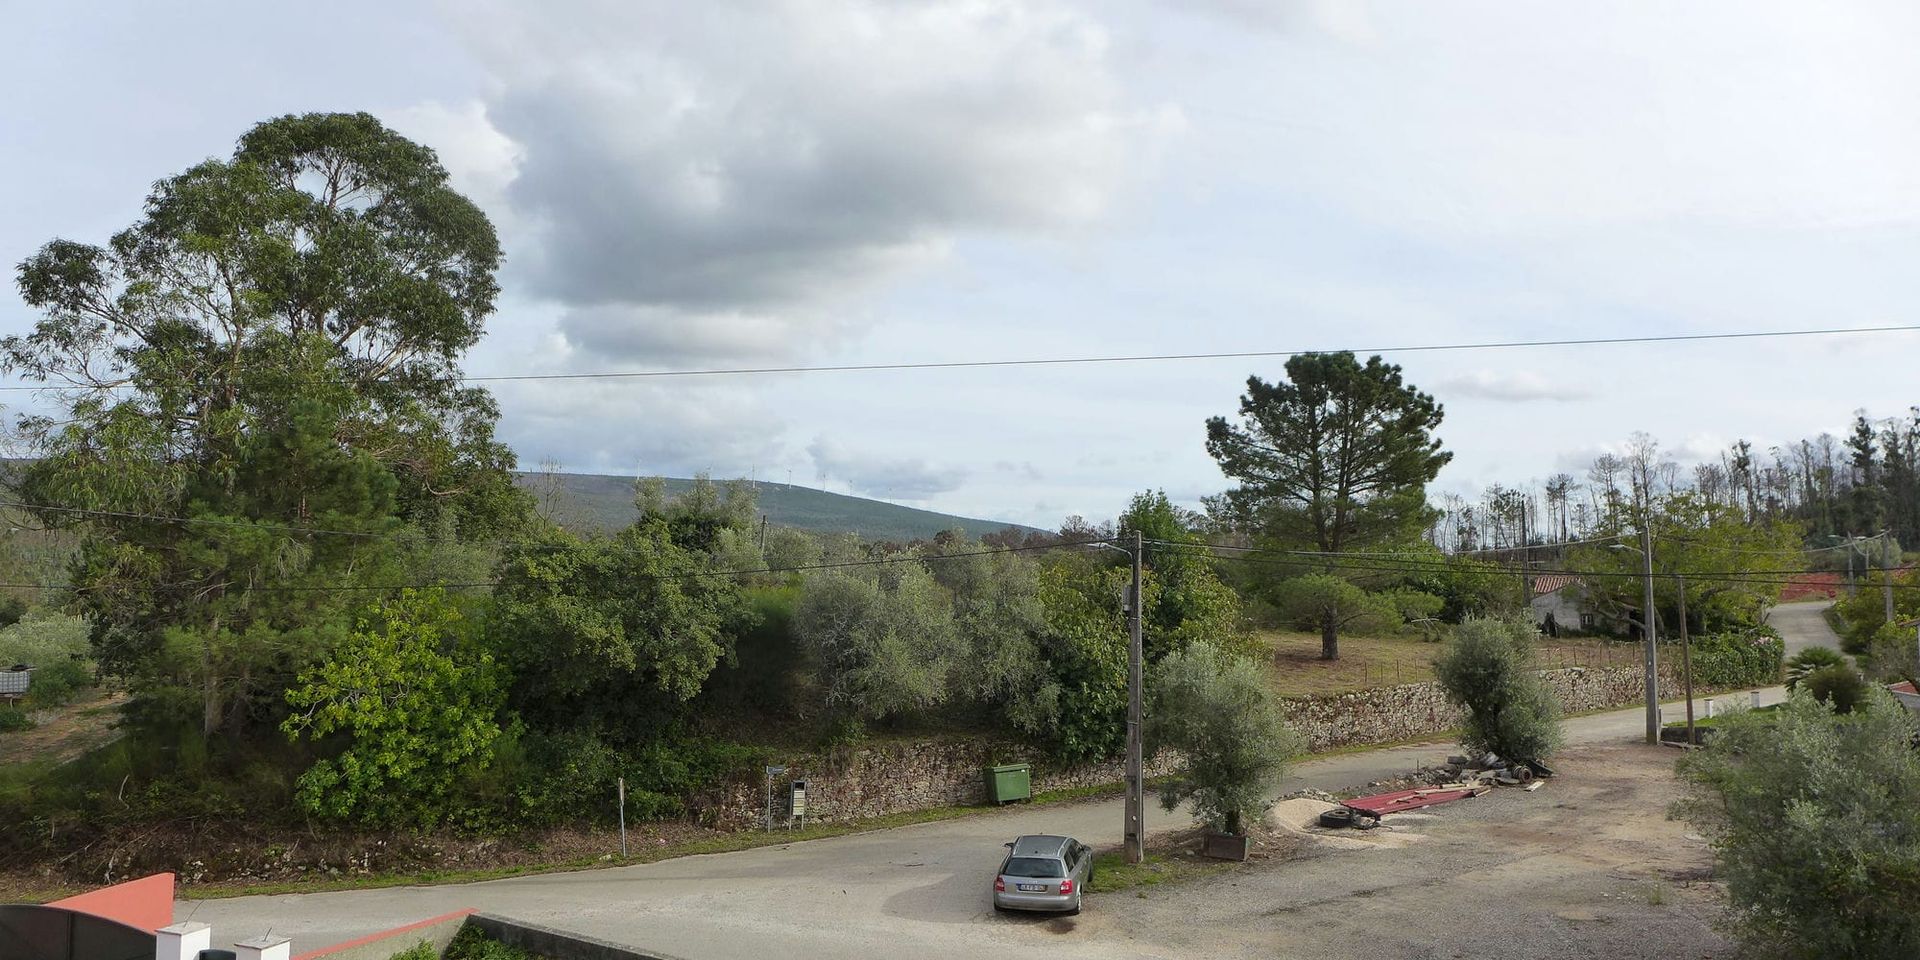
696 661 1699 829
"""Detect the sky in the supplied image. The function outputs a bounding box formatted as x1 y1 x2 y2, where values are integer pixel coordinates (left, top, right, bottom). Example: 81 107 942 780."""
5 0 1920 528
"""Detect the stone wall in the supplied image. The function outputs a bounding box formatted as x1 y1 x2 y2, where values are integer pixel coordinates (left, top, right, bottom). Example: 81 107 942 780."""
696 737 1182 831
1279 662 1686 751
695 661 1702 829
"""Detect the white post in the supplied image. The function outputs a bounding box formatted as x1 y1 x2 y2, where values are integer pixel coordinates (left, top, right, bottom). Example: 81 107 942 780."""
1704 697 1715 719
156 923 211 960
1751 690 1761 710
235 936 291 960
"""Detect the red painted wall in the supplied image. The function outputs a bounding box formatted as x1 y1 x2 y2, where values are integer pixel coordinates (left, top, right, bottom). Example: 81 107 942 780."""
49 872 175 933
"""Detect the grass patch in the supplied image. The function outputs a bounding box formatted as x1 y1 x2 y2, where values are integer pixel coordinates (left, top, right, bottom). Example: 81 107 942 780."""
1664 703 1780 730
178 789 1129 900
1262 631 1632 698
1088 850 1234 894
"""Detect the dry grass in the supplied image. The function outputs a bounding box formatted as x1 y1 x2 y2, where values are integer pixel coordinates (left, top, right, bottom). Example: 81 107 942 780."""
3 688 127 765
1260 630 1636 698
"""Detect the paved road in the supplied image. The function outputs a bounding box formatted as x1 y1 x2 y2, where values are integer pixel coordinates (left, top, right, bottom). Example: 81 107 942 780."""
1767 599 1844 659
181 605 1842 960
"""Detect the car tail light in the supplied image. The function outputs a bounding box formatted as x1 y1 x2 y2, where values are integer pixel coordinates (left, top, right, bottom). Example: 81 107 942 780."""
1059 879 1074 895
994 877 1005 892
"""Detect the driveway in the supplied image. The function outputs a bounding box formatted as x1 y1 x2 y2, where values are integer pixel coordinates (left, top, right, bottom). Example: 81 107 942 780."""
180 607 1842 959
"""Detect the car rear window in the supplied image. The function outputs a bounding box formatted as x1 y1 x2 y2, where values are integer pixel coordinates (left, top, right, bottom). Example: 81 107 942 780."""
1003 856 1065 878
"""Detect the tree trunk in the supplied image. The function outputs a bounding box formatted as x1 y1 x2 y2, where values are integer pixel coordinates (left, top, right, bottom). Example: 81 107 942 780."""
1225 808 1243 836
1320 613 1340 660
201 614 221 738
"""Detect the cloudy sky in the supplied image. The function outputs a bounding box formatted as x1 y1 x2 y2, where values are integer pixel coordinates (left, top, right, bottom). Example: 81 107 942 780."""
6 0 1920 527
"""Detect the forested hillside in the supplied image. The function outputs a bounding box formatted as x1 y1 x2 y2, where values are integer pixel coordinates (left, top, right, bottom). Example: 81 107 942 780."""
515 471 1032 542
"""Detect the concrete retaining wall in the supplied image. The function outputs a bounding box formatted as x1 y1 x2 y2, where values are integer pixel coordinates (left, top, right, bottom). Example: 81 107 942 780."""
465 914 684 960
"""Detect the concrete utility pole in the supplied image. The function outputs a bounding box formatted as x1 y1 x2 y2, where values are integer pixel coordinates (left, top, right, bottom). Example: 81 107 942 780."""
1639 525 1660 745
1677 576 1694 747
1124 530 1145 864
1883 532 1897 624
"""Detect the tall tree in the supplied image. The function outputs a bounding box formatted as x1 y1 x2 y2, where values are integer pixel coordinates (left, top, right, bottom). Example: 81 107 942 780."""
1205 353 1450 659
5 113 528 737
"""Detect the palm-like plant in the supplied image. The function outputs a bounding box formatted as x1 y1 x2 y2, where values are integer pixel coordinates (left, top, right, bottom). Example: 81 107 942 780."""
1784 647 1846 690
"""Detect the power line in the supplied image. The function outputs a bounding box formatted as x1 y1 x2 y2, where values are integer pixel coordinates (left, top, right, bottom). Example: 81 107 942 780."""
3 323 1918 392
1142 538 1848 585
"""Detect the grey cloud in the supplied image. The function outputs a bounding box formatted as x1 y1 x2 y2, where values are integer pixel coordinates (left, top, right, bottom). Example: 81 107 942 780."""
495 379 789 478
444 0 1159 363
1438 371 1595 403
556 303 861 367
809 437 965 500
993 460 1044 481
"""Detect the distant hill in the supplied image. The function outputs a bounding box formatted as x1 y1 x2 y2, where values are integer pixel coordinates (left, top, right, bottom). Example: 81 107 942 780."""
515 471 1037 542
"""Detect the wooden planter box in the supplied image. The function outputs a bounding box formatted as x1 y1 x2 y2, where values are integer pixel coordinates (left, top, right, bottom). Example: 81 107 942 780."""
1200 830 1249 861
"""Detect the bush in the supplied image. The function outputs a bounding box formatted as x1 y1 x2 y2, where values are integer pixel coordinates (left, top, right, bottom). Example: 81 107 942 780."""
1433 618 1564 764
282 591 506 828
1677 688 1920 958
1785 647 1846 690
460 728 762 832
0 708 32 732
444 926 537 960
1146 643 1304 835
22 659 92 708
1801 664 1869 714
791 564 956 725
1862 622 1918 686
1686 630 1783 688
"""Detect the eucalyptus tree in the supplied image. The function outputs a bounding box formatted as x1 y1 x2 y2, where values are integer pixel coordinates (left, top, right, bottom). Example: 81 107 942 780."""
6 113 528 737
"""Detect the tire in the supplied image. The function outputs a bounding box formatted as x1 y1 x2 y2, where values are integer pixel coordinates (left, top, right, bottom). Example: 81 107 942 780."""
1318 808 1357 828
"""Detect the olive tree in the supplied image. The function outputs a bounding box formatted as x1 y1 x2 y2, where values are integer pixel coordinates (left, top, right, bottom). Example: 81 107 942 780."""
1146 642 1304 835
1433 618 1563 764
1677 689 1920 958
792 563 956 727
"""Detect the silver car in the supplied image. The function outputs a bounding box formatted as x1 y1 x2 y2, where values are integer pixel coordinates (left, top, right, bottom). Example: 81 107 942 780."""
992 834 1094 915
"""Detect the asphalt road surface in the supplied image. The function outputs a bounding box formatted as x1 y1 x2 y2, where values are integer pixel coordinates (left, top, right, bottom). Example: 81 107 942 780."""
180 603 1841 960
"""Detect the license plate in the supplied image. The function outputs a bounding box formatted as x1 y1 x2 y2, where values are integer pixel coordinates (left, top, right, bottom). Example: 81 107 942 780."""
1017 883 1045 892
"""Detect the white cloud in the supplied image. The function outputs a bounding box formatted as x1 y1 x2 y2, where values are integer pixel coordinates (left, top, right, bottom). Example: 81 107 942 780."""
808 437 965 500
1438 370 1594 403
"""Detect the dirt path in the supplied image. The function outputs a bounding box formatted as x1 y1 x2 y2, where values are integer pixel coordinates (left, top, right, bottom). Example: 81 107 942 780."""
0 689 124 765
1102 741 1726 959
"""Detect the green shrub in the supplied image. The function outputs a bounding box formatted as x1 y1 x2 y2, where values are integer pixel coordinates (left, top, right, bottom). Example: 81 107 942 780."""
1434 618 1564 763
1802 664 1868 714
22 659 92 708
457 728 762 832
0 597 28 630
0 708 32 732
1686 630 1784 688
386 943 437 960
1785 647 1846 690
444 926 538 960
1862 622 1918 686
1677 688 1920 958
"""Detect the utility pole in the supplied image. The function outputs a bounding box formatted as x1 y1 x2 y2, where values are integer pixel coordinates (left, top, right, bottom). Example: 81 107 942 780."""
1677 576 1693 747
1883 532 1896 624
1640 525 1660 745
1124 530 1145 865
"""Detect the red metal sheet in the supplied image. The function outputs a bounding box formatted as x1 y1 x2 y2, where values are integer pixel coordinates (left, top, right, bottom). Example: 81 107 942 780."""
1343 787 1474 815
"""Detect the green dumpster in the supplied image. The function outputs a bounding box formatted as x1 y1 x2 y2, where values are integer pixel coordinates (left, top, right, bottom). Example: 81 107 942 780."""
985 763 1031 804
